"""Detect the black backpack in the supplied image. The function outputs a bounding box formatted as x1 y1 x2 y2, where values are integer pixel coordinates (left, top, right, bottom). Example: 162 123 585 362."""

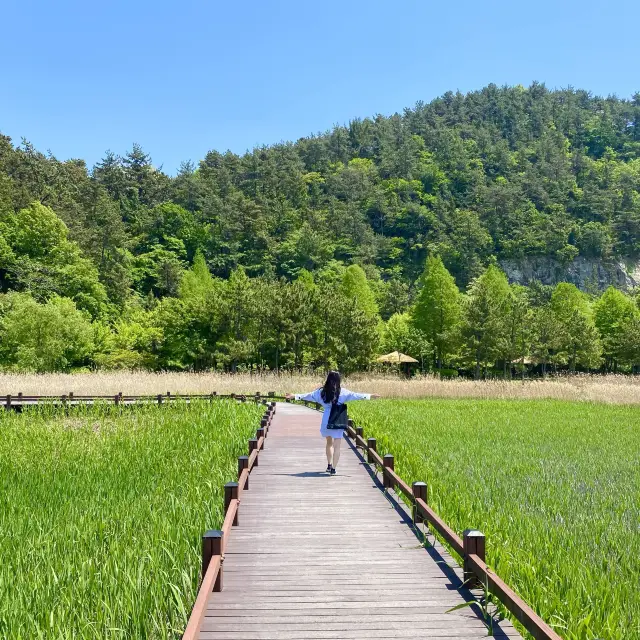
326 400 348 430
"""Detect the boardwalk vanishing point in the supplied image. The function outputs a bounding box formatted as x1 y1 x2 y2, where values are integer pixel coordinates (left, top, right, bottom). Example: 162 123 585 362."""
192 402 522 640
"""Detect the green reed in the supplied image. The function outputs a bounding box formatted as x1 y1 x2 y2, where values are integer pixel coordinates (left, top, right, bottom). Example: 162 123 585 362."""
0 399 262 639
350 399 640 640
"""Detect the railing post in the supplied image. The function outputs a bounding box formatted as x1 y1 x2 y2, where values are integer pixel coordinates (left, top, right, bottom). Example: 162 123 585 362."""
5 394 11 410
238 456 249 489
383 454 395 489
256 427 265 449
463 529 486 587
157 394 162 405
202 530 223 592
114 394 120 405
412 482 428 524
224 482 239 526
69 392 74 402
249 438 258 466
367 438 377 463
355 426 363 448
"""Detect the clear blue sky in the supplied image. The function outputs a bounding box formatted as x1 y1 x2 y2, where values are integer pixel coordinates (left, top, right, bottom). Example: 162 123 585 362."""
1 0 638 174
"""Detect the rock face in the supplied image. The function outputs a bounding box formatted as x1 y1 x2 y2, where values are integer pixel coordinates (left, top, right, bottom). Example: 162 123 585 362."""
500 257 640 291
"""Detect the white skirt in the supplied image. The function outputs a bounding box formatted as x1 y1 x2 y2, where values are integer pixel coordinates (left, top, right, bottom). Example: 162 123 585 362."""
321 426 346 439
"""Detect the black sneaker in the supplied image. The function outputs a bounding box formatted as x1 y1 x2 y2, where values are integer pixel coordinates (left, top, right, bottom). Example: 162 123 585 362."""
326 464 332 473
330 466 337 476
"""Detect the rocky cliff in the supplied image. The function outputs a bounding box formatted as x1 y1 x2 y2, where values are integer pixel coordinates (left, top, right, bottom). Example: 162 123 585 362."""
500 257 640 292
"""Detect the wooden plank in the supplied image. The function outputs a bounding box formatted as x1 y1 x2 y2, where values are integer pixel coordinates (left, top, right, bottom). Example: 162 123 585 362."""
202 613 484 623
200 621 499 632
199 632 515 639
205 607 481 617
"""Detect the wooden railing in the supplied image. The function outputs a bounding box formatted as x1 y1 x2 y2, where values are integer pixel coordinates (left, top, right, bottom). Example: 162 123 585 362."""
292 398 562 640
182 401 275 640
3 391 286 409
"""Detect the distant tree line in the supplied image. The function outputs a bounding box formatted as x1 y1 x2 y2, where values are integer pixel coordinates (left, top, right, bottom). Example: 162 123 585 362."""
1 83 640 373
0 249 638 375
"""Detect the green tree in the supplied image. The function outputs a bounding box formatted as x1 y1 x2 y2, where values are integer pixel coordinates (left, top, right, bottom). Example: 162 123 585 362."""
0 294 94 372
593 286 638 372
338 264 380 371
550 283 601 371
219 267 254 370
618 314 640 371
503 284 533 379
530 304 561 377
0 202 107 316
462 264 511 378
341 264 379 317
145 254 226 370
412 255 461 369
283 273 317 369
381 313 412 354
93 305 160 370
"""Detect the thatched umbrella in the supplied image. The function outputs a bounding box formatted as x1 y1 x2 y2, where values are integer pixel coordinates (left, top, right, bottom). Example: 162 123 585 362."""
376 351 419 364
376 351 419 376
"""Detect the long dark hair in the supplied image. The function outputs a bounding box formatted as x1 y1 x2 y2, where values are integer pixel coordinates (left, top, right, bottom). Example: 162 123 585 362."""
321 371 341 404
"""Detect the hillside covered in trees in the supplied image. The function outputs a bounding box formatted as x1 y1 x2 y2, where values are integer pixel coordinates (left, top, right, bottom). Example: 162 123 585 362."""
1 83 640 373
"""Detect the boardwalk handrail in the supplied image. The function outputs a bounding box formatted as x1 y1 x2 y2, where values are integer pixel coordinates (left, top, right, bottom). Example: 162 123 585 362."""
182 401 276 640
292 397 562 640
3 392 288 410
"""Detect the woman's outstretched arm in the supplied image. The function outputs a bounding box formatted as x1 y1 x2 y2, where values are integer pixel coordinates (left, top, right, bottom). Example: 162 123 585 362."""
285 389 321 402
341 389 381 402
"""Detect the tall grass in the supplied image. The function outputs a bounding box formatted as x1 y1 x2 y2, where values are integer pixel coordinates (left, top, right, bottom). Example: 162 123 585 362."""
1 371 640 404
0 400 262 639
350 399 640 640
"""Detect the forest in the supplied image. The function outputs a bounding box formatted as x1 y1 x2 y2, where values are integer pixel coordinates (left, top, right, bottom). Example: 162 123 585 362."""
1 82 639 374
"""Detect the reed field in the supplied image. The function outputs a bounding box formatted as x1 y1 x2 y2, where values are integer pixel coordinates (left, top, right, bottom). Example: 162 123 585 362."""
1 371 640 404
350 399 640 640
0 399 262 639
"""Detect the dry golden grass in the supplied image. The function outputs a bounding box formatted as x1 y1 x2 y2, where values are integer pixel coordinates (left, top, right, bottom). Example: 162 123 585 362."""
1 371 639 404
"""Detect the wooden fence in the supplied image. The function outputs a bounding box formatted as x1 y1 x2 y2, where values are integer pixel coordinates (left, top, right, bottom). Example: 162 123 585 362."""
182 401 276 640
2 391 286 410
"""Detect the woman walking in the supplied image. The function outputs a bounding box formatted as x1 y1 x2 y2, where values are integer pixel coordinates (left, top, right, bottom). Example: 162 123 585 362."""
286 371 379 475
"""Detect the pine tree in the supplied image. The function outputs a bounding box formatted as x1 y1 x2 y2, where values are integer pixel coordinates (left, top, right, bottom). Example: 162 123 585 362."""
530 304 561 377
550 283 601 371
462 264 511 378
412 255 461 369
341 264 378 317
593 286 638 372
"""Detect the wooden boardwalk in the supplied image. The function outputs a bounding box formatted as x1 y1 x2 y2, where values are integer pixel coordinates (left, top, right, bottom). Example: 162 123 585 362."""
198 403 521 640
